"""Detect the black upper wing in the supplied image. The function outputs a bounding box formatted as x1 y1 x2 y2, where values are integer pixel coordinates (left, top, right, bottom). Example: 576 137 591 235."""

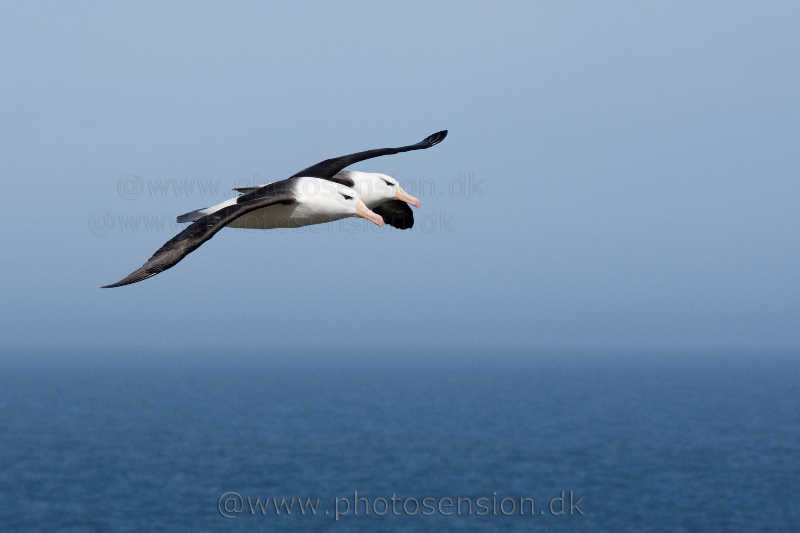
290 130 447 181
103 187 296 288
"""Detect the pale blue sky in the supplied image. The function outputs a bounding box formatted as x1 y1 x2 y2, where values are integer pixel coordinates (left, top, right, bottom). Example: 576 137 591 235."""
1 1 798 353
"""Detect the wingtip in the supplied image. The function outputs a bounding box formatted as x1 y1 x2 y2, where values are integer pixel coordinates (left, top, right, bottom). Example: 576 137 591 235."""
422 129 448 147
101 268 157 288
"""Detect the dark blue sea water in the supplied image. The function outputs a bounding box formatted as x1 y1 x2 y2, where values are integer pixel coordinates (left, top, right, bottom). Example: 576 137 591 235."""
1 350 798 532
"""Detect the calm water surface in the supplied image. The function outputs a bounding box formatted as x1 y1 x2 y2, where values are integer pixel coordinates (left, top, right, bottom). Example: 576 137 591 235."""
1 350 798 532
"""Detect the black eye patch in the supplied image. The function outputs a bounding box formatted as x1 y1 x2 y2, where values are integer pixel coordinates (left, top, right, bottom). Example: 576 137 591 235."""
340 193 353 200
382 180 394 186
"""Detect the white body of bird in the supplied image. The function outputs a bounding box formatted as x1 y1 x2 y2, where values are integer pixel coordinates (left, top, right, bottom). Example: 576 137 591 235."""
178 171 419 229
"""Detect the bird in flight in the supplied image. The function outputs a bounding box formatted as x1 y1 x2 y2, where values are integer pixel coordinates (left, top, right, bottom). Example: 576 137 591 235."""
102 130 448 288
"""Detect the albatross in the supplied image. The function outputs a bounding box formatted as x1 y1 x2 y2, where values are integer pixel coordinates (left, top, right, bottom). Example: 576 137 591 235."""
178 170 422 230
176 130 447 229
102 130 447 288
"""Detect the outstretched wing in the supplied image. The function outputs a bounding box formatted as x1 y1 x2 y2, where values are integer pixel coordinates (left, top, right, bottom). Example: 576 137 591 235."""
290 130 447 181
102 189 296 288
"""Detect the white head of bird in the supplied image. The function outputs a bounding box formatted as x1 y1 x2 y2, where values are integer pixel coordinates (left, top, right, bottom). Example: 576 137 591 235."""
337 171 421 208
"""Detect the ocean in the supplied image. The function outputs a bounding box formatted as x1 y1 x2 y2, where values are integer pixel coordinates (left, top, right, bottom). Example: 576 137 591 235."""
1 350 798 532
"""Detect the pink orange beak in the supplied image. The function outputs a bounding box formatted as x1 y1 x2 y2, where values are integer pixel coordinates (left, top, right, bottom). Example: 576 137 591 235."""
355 200 384 226
395 186 420 208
